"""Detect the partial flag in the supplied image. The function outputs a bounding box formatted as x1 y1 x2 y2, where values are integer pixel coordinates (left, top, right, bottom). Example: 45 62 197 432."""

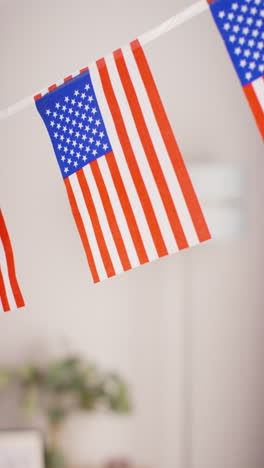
35 39 211 283
0 209 25 312
208 0 264 139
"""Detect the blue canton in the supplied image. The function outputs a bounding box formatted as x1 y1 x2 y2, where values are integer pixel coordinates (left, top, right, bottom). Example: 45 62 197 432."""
36 71 112 178
210 0 264 86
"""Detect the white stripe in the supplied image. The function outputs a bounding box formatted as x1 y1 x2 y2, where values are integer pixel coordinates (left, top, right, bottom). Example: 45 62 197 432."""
69 174 107 281
104 53 178 253
252 77 264 113
122 44 199 247
97 157 140 268
0 238 16 311
90 62 158 261
0 297 3 313
83 165 124 275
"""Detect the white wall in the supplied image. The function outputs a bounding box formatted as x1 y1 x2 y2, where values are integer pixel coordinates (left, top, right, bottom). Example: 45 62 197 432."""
0 1 263 467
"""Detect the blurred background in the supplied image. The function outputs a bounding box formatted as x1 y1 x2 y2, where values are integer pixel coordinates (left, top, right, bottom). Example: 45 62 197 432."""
0 0 263 467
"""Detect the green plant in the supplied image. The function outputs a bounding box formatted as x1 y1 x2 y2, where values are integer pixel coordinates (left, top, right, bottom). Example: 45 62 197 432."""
0 356 131 468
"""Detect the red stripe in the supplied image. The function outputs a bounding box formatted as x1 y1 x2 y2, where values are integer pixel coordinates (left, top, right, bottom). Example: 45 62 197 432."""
0 210 24 309
243 82 264 140
64 177 100 283
114 48 189 250
131 40 211 243
90 159 131 271
0 268 10 312
64 75 73 82
97 57 168 258
106 151 149 265
80 67 89 73
48 84 57 92
207 0 215 3
34 93 42 101
77 168 116 278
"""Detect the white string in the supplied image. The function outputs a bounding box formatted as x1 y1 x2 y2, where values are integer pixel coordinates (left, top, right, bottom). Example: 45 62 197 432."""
0 0 208 121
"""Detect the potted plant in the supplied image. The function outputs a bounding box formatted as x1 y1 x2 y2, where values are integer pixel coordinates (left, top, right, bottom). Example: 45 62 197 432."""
0 356 131 468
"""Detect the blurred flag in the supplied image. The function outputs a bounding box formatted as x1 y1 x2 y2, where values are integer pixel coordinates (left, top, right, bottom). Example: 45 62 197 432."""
208 0 264 139
35 40 210 283
0 209 25 312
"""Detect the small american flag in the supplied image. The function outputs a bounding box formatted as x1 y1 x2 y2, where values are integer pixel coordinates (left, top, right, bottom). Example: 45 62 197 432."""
208 0 264 139
0 209 25 312
36 40 210 283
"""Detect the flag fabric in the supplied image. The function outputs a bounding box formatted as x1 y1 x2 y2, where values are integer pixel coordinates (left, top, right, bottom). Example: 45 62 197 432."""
208 0 264 139
35 40 211 283
0 209 25 312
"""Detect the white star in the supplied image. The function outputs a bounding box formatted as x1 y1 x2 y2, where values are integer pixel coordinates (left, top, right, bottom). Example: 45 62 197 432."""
248 39 255 47
67 158 72 164
252 29 259 38
66 138 71 144
243 27 249 35
46 109 51 115
239 37 245 45
231 3 238 10
71 99 76 105
72 140 77 147
92 149 97 156
64 167 69 173
245 71 252 80
88 116 93 123
58 144 62 150
65 96 69 102
240 59 247 67
246 17 253 25
59 114 64 121
53 111 57 118
54 132 58 138
81 93 86 99
83 155 87 161
78 122 83 129
88 95 94 102
61 155 65 161
85 146 90 153
63 126 67 132
92 128 97 135
249 61 256 70
74 161 78 167
241 5 248 13
75 131 80 138
250 7 257 14
244 49 251 57
229 35 236 43
55 103 60 109
228 12 234 20
96 140 101 147
85 125 90 132
253 51 260 59
82 134 87 141
257 40 263 50
223 22 231 30
68 108 73 114
91 108 97 115
256 19 263 28
62 105 67 111
69 129 74 135
85 84 90 91
259 64 264 73
218 11 225 19
64 147 68 153
70 149 74 155
72 120 77 126
95 119 101 126
74 90 79 96
60 135 64 141
57 123 61 129
76 152 81 158
78 102 83 108
84 104 89 111
79 143 83 149
50 121 55 127
99 131 105 138
89 137 94 143
65 117 70 123
233 25 240 32
254 0 261 5
75 110 80 117
237 15 243 23
81 113 86 120
103 143 108 151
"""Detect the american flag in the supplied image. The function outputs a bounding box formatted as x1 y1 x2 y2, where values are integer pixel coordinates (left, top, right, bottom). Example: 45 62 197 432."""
0 209 25 312
208 0 264 139
36 40 211 283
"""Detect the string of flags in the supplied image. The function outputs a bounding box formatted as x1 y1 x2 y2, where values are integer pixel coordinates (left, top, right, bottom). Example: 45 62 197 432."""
0 0 263 310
